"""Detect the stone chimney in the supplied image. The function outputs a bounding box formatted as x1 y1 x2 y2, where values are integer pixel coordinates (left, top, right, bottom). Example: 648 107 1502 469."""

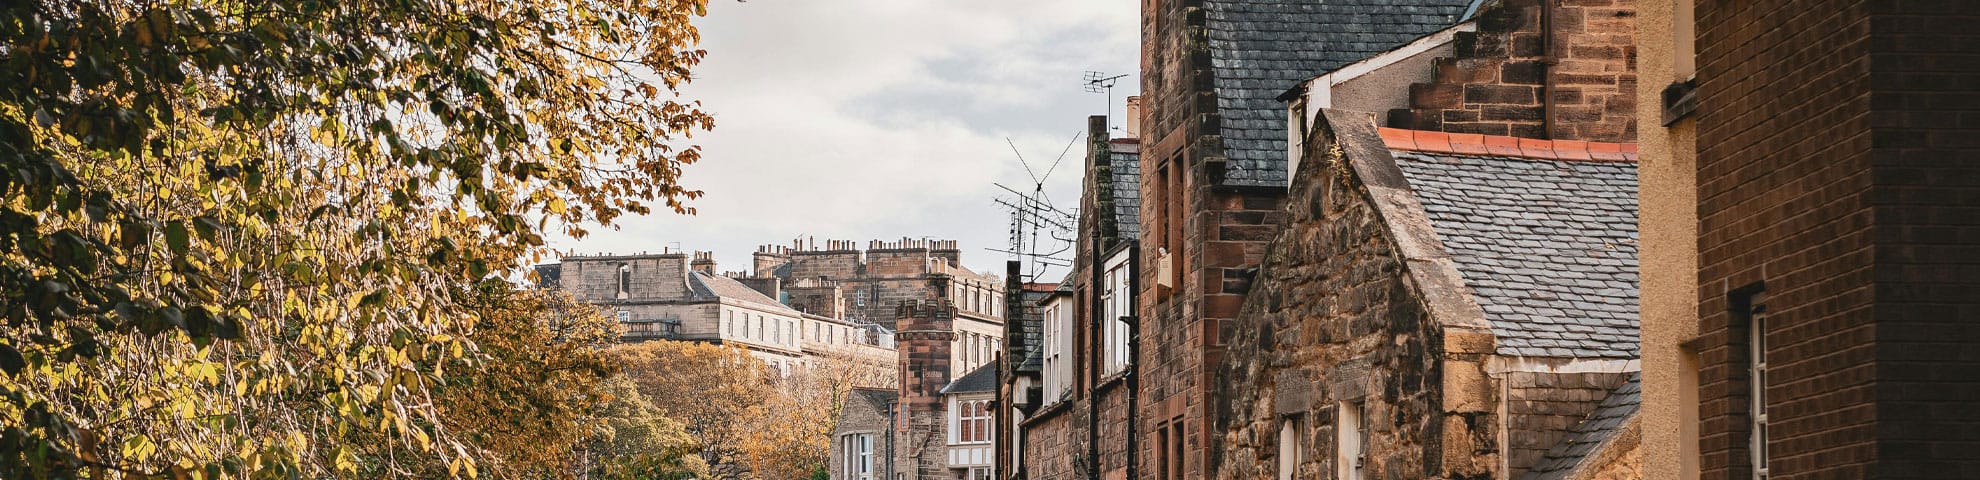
1124 95 1142 138
691 251 717 275
894 298 955 480
752 245 790 277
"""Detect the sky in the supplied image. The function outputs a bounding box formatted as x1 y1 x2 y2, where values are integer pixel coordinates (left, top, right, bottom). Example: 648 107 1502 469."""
544 1 1141 282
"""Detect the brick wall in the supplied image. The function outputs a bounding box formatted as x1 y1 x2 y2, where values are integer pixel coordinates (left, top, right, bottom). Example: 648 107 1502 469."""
1863 1 1980 476
1693 0 1875 478
1693 0 1980 478
1393 0 1638 141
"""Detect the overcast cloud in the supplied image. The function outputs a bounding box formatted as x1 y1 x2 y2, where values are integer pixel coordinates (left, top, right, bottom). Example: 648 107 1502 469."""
545 1 1140 282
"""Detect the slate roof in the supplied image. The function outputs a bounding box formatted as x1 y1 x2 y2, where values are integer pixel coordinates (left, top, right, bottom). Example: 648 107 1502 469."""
853 388 899 410
1204 0 1472 186
1523 373 1642 480
1108 141 1142 242
1391 151 1640 359
941 363 999 395
689 272 800 313
1015 288 1052 374
533 264 562 288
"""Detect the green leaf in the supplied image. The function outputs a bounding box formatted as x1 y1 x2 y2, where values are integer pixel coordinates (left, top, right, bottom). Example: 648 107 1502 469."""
0 343 24 376
165 220 189 254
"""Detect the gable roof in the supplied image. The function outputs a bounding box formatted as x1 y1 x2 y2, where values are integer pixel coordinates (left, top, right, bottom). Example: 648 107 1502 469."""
941 363 999 395
1204 0 1473 187
1389 146 1640 359
1522 373 1642 480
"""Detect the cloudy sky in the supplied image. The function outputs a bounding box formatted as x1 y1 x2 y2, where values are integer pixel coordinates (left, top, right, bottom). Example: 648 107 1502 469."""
546 1 1140 282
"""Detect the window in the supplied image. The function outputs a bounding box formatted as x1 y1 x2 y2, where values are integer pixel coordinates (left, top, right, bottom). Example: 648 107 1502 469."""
616 264 632 299
1750 306 1769 479
1337 401 1367 480
968 467 992 480
1278 414 1306 480
754 316 764 340
772 318 781 344
952 399 992 444
841 433 874 480
724 310 734 336
1101 252 1133 374
1042 298 1072 402
1169 420 1186 480
615 310 632 323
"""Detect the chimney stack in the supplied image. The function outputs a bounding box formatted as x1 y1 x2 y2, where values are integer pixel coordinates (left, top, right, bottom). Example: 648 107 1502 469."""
691 251 717 275
1125 96 1142 139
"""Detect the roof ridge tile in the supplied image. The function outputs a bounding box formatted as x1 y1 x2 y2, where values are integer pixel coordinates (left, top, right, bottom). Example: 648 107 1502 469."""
1376 127 1637 163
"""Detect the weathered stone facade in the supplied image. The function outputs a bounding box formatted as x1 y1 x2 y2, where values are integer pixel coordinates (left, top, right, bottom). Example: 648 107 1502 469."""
752 239 1003 331
832 388 898 480
896 300 956 480
1211 110 1644 480
1212 110 1497 480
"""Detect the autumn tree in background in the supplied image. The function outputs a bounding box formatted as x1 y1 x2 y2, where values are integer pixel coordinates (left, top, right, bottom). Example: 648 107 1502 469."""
611 341 770 479
582 376 707 480
0 0 714 477
740 347 896 480
427 287 621 478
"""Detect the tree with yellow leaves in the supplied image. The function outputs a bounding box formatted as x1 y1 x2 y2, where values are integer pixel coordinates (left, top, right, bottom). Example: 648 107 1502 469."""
0 0 715 477
611 340 771 479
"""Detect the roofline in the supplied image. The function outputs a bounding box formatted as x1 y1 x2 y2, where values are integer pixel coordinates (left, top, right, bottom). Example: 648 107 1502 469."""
1377 127 1639 162
1283 21 1478 102
1312 108 1497 338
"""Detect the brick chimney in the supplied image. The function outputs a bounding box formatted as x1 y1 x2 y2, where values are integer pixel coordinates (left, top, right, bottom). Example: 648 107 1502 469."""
1391 0 1637 141
894 298 955 480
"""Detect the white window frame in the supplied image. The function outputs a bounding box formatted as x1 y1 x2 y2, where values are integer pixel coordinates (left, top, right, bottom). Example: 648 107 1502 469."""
950 398 992 445
1278 413 1306 480
841 433 874 480
1337 401 1366 480
1101 251 1133 374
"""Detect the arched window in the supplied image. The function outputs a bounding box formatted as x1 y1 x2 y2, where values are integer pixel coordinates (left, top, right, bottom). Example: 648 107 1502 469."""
617 264 632 299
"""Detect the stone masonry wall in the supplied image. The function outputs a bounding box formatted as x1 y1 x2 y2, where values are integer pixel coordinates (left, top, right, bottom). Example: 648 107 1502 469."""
1021 405 1084 480
895 300 955 480
832 390 896 480
1211 135 1497 480
1394 0 1638 142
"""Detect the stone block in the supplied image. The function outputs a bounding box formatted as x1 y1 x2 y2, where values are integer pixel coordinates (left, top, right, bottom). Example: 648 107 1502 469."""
1442 360 1494 413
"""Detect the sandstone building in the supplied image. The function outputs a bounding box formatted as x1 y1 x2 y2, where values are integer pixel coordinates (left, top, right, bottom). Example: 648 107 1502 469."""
537 251 892 373
1635 0 1980 478
755 238 1007 377
1214 110 1642 480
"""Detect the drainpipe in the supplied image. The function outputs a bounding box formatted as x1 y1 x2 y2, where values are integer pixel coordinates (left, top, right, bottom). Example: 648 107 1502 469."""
1540 0 1557 138
1124 243 1141 480
1087 234 1103 480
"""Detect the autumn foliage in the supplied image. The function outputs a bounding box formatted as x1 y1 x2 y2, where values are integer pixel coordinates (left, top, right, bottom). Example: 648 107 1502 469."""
0 0 717 477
